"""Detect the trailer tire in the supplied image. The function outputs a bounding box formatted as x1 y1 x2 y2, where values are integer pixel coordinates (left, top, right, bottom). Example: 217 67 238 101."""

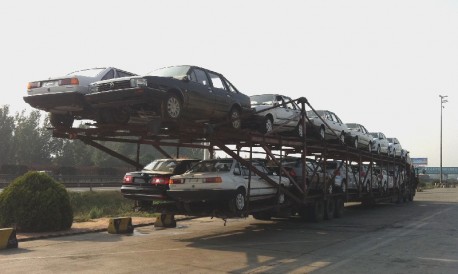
325 198 335 220
334 198 344 218
311 199 325 222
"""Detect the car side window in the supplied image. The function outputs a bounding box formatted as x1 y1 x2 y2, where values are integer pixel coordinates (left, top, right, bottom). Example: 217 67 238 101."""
191 69 209 86
116 70 135 78
208 72 226 90
223 78 238 94
101 69 115 80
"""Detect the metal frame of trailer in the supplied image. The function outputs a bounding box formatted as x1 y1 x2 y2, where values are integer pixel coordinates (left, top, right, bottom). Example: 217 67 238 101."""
51 97 417 221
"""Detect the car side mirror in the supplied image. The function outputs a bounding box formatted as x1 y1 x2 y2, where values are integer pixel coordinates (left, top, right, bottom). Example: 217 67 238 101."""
233 168 241 176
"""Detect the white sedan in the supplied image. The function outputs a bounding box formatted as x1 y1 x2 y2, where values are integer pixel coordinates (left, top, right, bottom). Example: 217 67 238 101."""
249 94 303 136
167 158 291 214
370 132 390 155
306 110 348 143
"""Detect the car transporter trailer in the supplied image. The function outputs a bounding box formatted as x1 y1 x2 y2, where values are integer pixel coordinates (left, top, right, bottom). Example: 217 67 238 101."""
51 97 418 226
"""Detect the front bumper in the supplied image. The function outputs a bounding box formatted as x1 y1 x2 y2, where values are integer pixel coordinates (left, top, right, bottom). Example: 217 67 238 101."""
85 87 166 109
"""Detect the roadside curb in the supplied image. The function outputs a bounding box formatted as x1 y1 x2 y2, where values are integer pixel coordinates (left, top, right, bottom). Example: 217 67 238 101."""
16 216 194 242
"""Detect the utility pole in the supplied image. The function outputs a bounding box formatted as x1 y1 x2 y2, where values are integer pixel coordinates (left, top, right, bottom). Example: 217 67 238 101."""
439 95 448 186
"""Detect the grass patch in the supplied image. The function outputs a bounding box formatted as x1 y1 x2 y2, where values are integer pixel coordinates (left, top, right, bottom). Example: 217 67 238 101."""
68 191 156 222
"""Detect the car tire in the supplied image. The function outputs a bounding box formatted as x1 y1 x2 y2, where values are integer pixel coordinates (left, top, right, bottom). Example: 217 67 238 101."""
229 107 241 130
50 113 74 128
229 188 246 214
263 116 273 134
164 93 182 119
319 126 325 140
354 137 358 149
366 180 371 193
339 133 345 144
377 145 381 155
296 121 304 138
368 142 372 152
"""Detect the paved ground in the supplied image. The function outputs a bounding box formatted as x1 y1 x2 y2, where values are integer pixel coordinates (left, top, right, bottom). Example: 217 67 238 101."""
2 188 458 273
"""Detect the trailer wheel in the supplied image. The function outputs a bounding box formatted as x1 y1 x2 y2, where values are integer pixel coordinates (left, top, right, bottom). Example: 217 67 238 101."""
325 198 335 220
311 199 325 222
334 198 344 218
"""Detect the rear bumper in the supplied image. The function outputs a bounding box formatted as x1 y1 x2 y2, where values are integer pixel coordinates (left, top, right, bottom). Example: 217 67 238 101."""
121 185 169 201
167 189 237 202
85 87 166 108
23 92 87 112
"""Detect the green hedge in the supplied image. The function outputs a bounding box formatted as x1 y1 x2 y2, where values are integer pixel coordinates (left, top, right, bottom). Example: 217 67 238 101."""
0 172 73 232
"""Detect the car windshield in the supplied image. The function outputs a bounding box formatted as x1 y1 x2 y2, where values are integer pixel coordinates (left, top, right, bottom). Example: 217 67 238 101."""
306 110 324 118
250 95 275 105
387 138 394 143
187 159 233 173
67 68 106 77
347 123 359 129
143 160 178 172
148 65 190 78
370 133 379 138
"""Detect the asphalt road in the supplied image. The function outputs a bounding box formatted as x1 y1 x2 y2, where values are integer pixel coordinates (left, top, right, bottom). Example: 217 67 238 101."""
1 188 457 274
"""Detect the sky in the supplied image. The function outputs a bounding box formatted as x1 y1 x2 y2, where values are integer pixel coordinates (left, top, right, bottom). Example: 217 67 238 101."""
1 0 457 167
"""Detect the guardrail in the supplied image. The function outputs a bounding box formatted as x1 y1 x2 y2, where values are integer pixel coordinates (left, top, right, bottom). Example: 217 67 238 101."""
0 175 122 189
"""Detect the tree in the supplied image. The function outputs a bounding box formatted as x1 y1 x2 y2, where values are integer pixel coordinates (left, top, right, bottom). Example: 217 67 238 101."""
0 105 14 166
11 110 53 166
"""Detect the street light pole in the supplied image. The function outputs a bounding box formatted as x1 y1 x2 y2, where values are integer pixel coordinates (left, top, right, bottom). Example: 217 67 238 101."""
439 95 448 186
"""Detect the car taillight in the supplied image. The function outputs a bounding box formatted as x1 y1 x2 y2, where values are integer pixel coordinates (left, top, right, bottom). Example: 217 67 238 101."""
169 179 183 184
59 77 79 86
150 177 168 185
123 175 133 184
27 81 41 89
289 169 296 177
204 177 222 183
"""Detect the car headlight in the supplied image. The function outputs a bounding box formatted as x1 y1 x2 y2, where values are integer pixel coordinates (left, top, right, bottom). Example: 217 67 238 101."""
89 84 98 93
130 78 147 87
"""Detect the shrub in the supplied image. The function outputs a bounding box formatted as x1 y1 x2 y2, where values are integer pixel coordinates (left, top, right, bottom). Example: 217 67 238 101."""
0 171 73 232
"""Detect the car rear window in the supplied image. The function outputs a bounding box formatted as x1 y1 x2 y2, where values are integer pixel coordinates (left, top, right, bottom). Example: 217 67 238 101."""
67 68 106 77
143 160 178 172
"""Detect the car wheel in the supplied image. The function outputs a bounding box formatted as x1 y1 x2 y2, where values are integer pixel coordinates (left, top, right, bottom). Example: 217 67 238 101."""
50 113 74 128
339 133 345 144
325 198 335 220
383 180 388 193
263 116 273 134
377 145 381 155
354 137 358 149
164 94 182 119
392 149 396 157
368 142 372 152
319 126 325 140
296 122 304 138
229 188 246 214
229 107 241 130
